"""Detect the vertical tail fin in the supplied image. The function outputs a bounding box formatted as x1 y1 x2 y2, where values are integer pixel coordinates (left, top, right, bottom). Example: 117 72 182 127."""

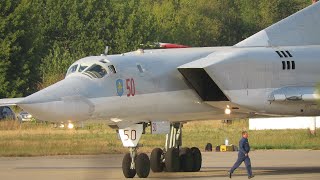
235 2 320 47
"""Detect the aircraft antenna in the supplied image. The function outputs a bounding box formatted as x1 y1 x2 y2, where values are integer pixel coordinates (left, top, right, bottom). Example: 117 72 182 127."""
104 46 109 56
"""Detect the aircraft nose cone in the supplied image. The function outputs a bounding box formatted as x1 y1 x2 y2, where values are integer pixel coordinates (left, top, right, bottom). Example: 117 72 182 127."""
19 77 95 122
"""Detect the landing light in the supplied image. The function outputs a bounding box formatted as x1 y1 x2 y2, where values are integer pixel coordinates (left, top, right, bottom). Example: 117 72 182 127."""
67 123 74 129
225 106 231 115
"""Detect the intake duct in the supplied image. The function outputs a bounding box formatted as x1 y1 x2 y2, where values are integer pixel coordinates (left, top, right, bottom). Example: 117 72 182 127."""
178 68 228 101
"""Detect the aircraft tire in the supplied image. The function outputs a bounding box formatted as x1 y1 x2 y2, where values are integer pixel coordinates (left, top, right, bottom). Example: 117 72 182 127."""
122 153 136 178
179 147 194 172
150 148 164 172
191 147 202 172
136 153 150 178
165 147 180 172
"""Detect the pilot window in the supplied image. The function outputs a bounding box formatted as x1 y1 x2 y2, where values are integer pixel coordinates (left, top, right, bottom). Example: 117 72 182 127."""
67 64 78 75
79 65 88 72
108 65 117 74
84 64 107 78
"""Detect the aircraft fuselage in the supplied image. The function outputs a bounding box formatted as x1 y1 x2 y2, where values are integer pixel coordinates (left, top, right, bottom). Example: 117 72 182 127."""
18 45 320 124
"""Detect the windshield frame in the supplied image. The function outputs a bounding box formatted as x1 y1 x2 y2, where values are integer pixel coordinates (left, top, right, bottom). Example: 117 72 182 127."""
66 64 78 76
82 63 108 79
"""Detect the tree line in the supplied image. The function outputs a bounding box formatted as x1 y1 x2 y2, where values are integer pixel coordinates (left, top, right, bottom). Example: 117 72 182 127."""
0 0 311 98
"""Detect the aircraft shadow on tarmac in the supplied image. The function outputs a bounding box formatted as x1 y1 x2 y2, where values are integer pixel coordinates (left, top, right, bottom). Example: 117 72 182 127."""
149 166 320 179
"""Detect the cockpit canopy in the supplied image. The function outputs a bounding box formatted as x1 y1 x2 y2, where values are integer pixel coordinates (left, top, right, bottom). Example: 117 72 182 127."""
83 64 107 78
66 56 116 79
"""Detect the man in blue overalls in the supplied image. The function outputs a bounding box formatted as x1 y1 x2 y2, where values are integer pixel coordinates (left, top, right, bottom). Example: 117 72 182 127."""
229 131 254 179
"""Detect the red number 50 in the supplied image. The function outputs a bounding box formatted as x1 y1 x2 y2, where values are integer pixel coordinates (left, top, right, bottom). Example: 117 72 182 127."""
126 78 135 97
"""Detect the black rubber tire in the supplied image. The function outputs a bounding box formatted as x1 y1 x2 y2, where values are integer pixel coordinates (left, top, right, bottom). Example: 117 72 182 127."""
179 147 194 172
150 148 164 172
136 153 150 178
122 153 136 178
165 148 180 172
191 147 202 172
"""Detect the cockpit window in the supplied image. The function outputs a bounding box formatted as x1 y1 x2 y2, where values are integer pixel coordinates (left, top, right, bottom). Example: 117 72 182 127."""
78 65 88 72
108 65 117 74
84 64 107 78
66 64 78 75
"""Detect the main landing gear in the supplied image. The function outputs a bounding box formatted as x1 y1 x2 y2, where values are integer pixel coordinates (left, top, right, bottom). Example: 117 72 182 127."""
150 123 202 173
118 122 202 178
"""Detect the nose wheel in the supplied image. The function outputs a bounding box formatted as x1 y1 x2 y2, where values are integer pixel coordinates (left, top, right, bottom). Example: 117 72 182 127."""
122 153 136 178
122 147 151 178
136 153 150 178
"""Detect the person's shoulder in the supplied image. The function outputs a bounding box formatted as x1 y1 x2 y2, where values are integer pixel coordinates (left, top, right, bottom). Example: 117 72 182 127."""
240 137 248 142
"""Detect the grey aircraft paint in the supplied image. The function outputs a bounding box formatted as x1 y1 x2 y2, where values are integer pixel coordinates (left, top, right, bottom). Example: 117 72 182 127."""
0 3 320 127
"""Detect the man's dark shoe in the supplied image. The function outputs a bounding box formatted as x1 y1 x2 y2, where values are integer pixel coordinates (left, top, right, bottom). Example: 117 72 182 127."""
248 175 255 179
228 171 232 178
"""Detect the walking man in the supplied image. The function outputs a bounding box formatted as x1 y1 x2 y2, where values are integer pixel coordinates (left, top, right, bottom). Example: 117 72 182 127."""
229 131 254 179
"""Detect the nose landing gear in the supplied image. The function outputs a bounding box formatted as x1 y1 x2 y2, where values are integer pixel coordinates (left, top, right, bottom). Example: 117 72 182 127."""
119 124 150 178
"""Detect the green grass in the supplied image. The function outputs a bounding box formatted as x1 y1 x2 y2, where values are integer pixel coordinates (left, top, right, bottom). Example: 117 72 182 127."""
0 120 319 156
182 120 320 150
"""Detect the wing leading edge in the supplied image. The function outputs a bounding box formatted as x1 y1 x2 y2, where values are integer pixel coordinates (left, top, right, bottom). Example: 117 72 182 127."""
0 98 24 106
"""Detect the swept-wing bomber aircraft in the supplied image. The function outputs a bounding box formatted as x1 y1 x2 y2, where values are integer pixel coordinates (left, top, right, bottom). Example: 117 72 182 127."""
1 2 320 178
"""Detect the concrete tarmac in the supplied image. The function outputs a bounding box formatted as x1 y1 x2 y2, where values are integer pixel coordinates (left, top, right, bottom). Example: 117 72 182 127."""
0 150 319 180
